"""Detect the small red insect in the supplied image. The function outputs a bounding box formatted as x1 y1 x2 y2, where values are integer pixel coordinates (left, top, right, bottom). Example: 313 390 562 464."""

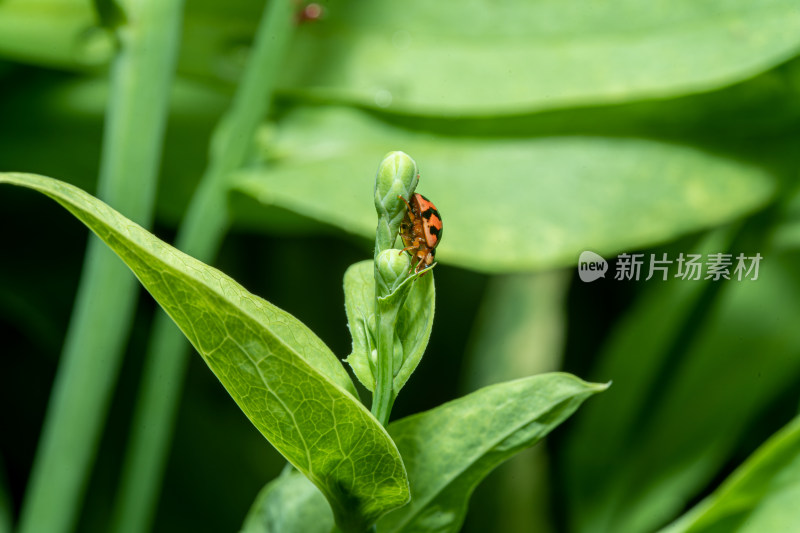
295 2 323 24
398 193 443 274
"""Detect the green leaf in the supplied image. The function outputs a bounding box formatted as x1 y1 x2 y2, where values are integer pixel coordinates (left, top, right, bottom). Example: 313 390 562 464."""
239 373 606 533
660 415 800 533
378 373 608 533
563 235 800 533
234 107 776 273
240 470 333 533
278 0 800 115
0 173 410 533
343 260 434 394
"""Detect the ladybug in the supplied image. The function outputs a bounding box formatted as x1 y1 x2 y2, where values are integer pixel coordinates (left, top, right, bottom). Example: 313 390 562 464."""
398 193 443 273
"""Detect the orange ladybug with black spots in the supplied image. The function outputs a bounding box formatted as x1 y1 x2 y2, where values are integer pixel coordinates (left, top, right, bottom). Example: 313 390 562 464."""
398 193 443 274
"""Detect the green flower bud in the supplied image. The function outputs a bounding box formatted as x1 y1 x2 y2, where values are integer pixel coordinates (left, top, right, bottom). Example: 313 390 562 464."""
374 151 419 254
375 248 411 295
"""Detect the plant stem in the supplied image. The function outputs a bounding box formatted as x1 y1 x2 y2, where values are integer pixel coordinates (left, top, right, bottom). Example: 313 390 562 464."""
16 2 183 533
372 300 399 426
109 2 296 532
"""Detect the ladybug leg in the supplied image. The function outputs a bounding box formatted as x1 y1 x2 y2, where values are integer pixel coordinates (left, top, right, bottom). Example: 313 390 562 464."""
410 253 425 274
398 195 416 222
416 251 435 276
398 194 413 211
399 237 424 254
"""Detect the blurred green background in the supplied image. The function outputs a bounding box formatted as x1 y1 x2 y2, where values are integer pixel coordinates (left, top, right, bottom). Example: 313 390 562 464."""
2 1 800 532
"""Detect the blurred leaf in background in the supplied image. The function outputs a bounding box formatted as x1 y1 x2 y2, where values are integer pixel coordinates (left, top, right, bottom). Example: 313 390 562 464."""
276 0 800 115
660 414 800 533
235 107 777 271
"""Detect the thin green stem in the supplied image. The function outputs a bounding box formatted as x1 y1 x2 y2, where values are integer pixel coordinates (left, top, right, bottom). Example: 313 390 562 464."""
16 2 183 533
109 2 296 532
372 301 399 426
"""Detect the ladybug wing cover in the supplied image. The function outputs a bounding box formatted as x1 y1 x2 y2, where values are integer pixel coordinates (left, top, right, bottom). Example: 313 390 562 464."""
416 195 442 247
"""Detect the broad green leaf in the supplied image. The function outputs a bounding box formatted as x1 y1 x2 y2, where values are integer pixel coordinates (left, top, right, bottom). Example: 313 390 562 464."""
660 415 800 533
0 173 409 532
10 0 800 118
239 373 606 533
277 0 800 115
563 235 800 533
240 470 332 533
233 107 776 273
378 373 608 533
344 260 434 394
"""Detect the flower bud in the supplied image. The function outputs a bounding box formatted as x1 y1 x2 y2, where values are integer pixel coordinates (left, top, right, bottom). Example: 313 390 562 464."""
374 151 418 216
374 151 419 253
375 248 411 295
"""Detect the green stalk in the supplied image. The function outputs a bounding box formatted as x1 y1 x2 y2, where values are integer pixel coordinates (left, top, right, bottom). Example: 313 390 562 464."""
110 2 296 532
372 301 400 426
16 2 184 533
369 153 419 426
